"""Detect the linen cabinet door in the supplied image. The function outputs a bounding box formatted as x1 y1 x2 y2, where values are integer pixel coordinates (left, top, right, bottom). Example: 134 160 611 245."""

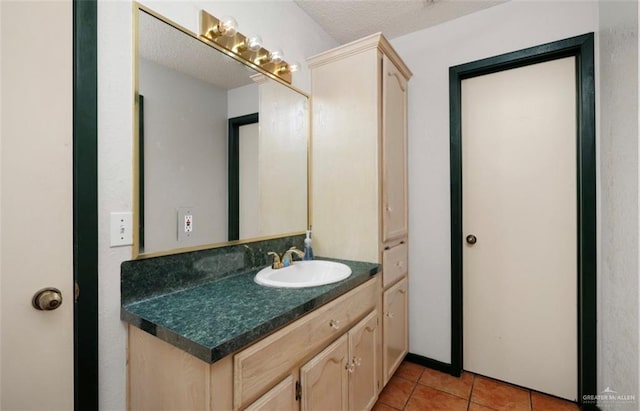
300 334 349 411
382 54 409 243
348 311 379 411
244 374 298 411
383 277 408 384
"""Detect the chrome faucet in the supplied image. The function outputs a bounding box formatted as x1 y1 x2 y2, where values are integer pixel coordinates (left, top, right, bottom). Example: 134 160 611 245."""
268 247 304 269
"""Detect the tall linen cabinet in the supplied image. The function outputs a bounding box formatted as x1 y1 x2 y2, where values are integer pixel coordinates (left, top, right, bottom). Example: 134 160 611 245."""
309 33 412 388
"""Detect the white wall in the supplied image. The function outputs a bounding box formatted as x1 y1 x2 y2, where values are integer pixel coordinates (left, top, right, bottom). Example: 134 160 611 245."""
97 2 134 409
228 83 259 118
0 1 4 406
598 0 639 407
391 0 599 365
139 58 228 253
97 1 337 409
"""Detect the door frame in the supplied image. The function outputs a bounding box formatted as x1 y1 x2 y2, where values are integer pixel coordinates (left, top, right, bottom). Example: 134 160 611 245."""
73 0 99 408
227 112 259 241
449 33 596 406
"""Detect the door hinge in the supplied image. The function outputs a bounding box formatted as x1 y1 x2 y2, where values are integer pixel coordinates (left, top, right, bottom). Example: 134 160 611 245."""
74 281 80 302
295 381 301 401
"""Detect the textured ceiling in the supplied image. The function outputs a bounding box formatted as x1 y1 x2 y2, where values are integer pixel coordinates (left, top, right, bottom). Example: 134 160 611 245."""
138 10 256 90
294 0 507 44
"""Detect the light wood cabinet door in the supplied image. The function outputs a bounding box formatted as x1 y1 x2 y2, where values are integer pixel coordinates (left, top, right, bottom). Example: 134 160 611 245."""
234 277 377 408
382 242 408 288
244 374 298 411
349 311 379 411
300 334 349 411
382 54 409 243
383 277 408 384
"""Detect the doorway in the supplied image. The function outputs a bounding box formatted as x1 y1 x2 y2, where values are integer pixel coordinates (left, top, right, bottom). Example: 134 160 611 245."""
449 33 596 405
228 112 259 241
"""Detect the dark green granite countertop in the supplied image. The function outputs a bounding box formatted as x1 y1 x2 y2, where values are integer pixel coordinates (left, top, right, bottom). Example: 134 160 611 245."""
121 258 379 363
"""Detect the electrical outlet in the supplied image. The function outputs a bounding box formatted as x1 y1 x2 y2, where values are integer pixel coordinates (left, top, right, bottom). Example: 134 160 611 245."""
177 207 194 241
184 214 193 233
110 212 133 247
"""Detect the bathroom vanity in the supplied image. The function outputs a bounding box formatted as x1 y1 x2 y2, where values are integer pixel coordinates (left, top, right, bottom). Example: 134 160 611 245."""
122 250 380 410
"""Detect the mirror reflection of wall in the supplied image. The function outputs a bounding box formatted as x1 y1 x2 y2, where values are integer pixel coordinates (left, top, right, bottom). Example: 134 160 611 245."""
139 58 229 252
256 78 308 237
136 8 308 257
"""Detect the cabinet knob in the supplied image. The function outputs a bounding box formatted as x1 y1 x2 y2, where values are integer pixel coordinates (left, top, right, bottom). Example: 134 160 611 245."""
385 312 394 319
354 356 362 367
346 362 355 373
329 319 341 330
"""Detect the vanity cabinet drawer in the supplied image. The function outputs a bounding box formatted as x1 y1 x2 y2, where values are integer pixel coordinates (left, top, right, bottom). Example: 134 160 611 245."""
382 242 407 288
234 277 379 409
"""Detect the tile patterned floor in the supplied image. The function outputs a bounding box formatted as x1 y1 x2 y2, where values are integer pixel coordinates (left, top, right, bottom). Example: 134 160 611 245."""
373 362 580 411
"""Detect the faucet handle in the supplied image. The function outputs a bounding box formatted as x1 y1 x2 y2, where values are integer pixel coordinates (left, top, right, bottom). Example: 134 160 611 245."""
282 247 305 266
287 246 304 257
267 252 282 269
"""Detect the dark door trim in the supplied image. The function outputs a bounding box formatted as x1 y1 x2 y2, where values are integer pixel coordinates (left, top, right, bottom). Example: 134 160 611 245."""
73 0 99 409
449 33 596 407
138 95 145 249
228 113 259 241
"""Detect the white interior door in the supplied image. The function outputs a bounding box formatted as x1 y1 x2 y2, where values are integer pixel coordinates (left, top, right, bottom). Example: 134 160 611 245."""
462 57 577 400
1 1 74 409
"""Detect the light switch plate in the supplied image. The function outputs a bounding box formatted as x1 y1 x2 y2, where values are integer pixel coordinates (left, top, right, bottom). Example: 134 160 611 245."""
110 212 133 247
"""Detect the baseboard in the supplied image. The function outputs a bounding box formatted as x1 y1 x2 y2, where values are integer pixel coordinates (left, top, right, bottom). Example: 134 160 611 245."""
404 353 460 377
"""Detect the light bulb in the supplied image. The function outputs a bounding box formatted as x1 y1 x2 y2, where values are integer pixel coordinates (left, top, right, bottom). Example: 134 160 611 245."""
246 35 263 51
218 16 237 37
287 61 300 73
269 49 284 64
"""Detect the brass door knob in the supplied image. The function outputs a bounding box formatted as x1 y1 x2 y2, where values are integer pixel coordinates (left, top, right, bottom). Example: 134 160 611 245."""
466 234 477 245
32 287 63 311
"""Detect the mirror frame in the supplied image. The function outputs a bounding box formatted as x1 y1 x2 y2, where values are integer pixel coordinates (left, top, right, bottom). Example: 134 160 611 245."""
132 3 311 259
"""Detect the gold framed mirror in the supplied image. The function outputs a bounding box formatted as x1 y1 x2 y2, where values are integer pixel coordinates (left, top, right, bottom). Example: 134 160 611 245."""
133 3 310 258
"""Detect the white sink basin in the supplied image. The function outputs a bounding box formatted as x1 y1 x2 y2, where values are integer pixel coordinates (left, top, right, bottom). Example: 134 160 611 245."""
254 260 352 288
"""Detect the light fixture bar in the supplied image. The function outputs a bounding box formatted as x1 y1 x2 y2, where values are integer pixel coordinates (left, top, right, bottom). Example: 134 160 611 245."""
199 10 293 84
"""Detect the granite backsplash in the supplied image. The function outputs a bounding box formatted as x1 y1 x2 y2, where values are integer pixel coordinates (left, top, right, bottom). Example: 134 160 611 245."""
121 234 305 305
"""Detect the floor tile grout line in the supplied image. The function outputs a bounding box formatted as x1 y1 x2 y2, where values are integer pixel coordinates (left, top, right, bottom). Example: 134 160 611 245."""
414 369 476 402
467 372 478 411
401 377 421 411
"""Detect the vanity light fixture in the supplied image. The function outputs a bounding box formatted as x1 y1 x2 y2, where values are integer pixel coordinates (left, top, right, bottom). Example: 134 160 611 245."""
207 15 238 38
277 61 300 76
233 34 263 54
200 10 294 84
